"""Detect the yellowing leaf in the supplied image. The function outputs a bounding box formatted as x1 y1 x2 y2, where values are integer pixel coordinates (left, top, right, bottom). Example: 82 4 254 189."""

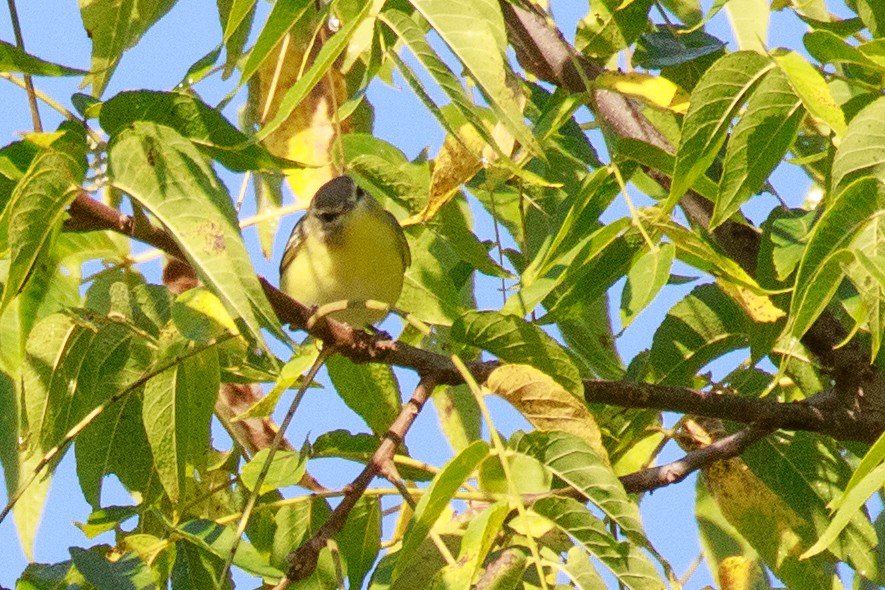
414 107 518 225
486 364 607 461
249 24 371 204
717 280 786 323
595 71 690 114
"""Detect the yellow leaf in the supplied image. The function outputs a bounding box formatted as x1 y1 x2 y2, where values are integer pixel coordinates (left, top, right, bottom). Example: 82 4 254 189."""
249 26 371 205
486 364 608 462
595 71 690 114
717 280 786 323
412 90 519 224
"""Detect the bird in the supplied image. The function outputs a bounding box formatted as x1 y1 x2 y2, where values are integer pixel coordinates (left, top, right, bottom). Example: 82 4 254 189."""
279 175 411 328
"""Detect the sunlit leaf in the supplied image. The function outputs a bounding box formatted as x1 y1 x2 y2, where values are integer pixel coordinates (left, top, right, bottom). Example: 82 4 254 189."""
576 0 654 60
773 49 846 137
712 67 804 228
327 356 402 436
667 51 772 210
725 0 769 53
142 330 218 503
0 41 86 76
393 440 489 577
100 90 290 172
107 121 284 346
409 0 541 156
532 496 664 590
621 243 674 329
79 0 178 96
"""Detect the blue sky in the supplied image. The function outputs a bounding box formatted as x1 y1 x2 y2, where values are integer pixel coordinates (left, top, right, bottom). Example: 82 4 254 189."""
0 0 825 587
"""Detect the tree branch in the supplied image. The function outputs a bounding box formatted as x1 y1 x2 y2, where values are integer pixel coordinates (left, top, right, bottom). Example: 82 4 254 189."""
62 192 885 445
584 380 883 443
275 377 438 587
620 424 771 493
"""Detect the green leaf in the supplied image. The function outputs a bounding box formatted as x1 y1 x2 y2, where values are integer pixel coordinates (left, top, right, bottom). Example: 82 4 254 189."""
695 479 766 589
23 314 128 453
0 148 84 312
394 440 489 577
431 385 481 453
557 292 624 380
506 219 631 317
434 501 510 589
773 50 846 138
240 448 306 495
711 67 804 228
0 40 86 76
803 462 885 560
649 284 748 386
634 29 725 69
786 178 885 347
804 30 885 72
107 121 284 347
100 90 291 172
177 519 283 578
217 0 255 79
576 0 654 60
831 97 885 194
743 432 879 579
615 138 718 201
857 0 885 38
398 225 466 325
452 310 582 397
0 371 16 497
172 540 226 589
271 496 332 566
620 243 674 329
238 0 313 86
408 0 541 157
381 10 504 159
667 51 772 210
327 356 402 436
79 0 179 96
222 0 256 41
724 0 769 53
532 496 664 590
255 1 372 141
514 430 645 540
338 496 382 590
847 242 885 359
763 208 816 282
70 547 157 590
659 0 702 26
142 331 219 503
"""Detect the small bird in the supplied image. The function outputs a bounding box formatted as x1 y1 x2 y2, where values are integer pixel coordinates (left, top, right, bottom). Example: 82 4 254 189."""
279 175 411 327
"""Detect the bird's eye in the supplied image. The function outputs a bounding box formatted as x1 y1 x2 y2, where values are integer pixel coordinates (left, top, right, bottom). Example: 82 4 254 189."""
318 212 338 224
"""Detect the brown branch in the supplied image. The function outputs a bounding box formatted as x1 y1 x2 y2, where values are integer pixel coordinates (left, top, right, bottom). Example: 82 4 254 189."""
619 424 771 493
274 377 438 587
63 192 885 444
584 380 884 443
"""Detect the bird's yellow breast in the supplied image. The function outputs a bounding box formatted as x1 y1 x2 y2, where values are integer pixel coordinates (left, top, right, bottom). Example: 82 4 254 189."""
280 203 407 326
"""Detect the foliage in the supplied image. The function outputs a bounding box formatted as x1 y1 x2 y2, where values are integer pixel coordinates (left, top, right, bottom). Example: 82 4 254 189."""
2 0 885 588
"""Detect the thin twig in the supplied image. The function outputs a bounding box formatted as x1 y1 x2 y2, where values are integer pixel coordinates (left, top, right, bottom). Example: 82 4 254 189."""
5 0 41 132
220 345 337 582
274 376 437 587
